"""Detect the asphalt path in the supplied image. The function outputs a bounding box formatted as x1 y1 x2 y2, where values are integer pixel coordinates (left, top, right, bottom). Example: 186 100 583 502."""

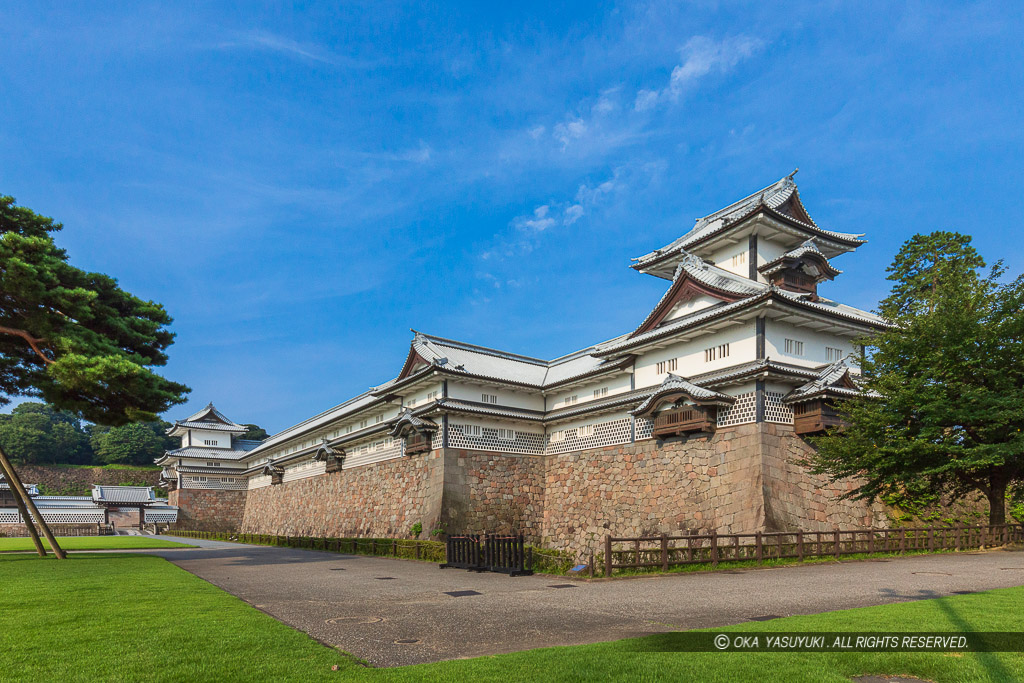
145 538 1024 667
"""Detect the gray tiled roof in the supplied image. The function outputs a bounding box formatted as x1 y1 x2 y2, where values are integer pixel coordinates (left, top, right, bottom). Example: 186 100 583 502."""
633 174 865 271
783 357 869 403
773 289 888 325
388 409 439 437
631 374 734 415
160 440 261 461
173 403 247 431
91 486 156 504
759 239 842 278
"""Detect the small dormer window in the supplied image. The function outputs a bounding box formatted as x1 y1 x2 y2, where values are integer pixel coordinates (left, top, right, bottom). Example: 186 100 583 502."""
204 439 217 446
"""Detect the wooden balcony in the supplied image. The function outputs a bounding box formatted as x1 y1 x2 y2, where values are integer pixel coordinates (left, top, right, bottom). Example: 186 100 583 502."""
793 399 845 435
404 432 432 455
653 406 716 437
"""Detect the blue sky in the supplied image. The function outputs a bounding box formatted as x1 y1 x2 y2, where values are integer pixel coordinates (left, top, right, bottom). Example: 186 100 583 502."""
1 2 1022 432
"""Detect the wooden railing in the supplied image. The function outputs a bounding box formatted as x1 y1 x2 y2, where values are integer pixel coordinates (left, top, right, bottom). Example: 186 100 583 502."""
653 406 715 436
440 534 533 576
793 399 844 435
604 524 1024 576
404 432 432 455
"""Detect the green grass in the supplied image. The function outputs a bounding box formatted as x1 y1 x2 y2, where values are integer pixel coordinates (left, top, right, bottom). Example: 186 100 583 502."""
1 552 1023 681
0 536 192 552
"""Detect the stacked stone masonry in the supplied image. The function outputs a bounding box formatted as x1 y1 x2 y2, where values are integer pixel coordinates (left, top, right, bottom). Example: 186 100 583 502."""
179 424 885 557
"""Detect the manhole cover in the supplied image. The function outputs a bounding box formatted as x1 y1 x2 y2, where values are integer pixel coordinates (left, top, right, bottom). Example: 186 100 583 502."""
325 616 384 625
548 584 577 589
748 615 782 621
444 590 482 597
394 638 421 645
375 577 396 580
912 571 951 576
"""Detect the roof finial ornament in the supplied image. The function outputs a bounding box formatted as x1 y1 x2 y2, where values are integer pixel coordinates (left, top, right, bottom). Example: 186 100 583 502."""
788 168 799 179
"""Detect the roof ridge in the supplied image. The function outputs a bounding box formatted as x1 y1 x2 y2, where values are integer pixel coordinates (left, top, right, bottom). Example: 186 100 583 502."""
417 332 552 366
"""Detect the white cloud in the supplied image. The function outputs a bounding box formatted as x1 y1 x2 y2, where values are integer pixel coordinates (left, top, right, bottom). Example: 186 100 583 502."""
553 117 587 149
514 204 557 232
216 29 371 68
634 35 765 111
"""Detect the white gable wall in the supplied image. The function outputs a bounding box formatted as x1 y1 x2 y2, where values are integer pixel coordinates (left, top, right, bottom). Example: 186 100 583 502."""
446 380 545 411
547 372 632 410
187 429 232 449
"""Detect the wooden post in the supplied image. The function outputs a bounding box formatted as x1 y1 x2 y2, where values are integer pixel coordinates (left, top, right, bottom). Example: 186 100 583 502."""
755 531 763 563
415 542 421 560
868 528 875 554
589 552 595 579
660 534 668 571
0 455 45 557
633 538 640 569
834 529 840 559
711 530 719 568
797 531 804 562
899 528 906 554
928 527 935 551
605 535 612 578
393 539 397 556
0 449 65 559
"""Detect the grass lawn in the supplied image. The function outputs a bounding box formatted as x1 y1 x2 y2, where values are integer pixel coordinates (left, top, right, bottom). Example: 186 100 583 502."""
0 536 193 552
2 553 1023 682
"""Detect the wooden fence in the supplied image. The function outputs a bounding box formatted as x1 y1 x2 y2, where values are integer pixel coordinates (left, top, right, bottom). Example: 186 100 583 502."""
440 534 533 576
168 531 447 562
604 524 1024 577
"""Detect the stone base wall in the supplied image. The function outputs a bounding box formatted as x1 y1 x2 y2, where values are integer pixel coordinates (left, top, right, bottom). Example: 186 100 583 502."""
177 422 886 555
441 449 545 543
539 424 766 555
760 422 888 531
240 450 443 538
5 465 161 496
169 488 248 532
0 523 101 537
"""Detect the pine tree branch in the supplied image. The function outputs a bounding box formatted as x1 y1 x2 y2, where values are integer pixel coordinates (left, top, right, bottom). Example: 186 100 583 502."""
0 325 54 365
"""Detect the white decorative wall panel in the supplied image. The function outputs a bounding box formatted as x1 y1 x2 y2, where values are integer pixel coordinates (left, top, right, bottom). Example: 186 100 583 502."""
717 391 757 427
544 417 632 455
764 390 794 424
448 424 545 455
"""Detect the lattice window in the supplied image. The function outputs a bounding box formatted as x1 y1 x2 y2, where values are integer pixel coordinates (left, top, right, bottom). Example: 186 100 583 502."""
704 344 730 362
38 510 105 524
144 511 179 523
431 429 444 450
182 475 247 490
447 424 545 455
784 338 804 356
593 387 608 399
0 510 20 523
717 392 757 427
544 417 632 455
656 359 678 374
764 391 794 424
635 417 654 441
826 346 843 361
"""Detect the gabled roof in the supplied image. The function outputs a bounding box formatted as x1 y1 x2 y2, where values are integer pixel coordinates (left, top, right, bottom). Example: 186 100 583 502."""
783 357 868 404
631 254 765 337
631 374 735 417
167 403 248 437
759 239 842 280
632 172 865 276
388 409 439 438
91 486 156 505
156 440 262 463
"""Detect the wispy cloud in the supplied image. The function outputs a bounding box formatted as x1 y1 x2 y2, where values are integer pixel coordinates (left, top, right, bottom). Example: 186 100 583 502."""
215 29 369 68
635 35 765 111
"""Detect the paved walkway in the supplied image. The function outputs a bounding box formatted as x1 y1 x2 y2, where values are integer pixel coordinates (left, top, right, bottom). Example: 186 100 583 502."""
145 540 1024 667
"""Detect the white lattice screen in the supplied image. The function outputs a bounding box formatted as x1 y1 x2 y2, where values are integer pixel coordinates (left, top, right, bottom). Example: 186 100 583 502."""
764 391 794 424
634 417 654 441
447 424 546 455
717 391 756 427
181 475 247 490
144 510 179 523
0 510 19 523
343 439 403 469
545 417 632 455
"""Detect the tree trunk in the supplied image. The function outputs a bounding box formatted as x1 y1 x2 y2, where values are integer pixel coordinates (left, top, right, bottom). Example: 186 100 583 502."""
987 477 1008 527
0 446 66 559
0 452 46 557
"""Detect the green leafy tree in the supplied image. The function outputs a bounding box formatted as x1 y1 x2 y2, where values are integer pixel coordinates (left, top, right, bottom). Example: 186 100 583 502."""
805 232 1024 525
0 195 189 423
0 402 91 464
241 423 269 441
90 423 168 466
0 195 190 558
